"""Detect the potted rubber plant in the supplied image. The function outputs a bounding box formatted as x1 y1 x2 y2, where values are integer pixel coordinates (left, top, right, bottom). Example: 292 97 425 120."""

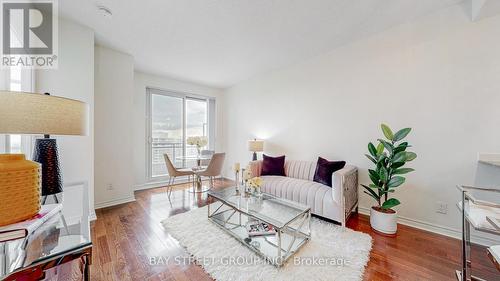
362 124 417 235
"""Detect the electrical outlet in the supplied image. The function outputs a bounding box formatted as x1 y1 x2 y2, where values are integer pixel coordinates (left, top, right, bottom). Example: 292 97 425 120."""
107 183 114 190
435 201 447 214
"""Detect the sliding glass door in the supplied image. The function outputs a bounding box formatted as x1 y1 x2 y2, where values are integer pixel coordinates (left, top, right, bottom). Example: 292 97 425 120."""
185 98 208 157
147 88 213 180
150 94 184 177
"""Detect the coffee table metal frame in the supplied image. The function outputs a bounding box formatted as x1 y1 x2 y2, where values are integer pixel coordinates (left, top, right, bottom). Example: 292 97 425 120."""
207 189 311 267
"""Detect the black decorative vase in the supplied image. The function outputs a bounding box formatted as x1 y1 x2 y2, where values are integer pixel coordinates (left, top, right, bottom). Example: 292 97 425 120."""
33 138 63 196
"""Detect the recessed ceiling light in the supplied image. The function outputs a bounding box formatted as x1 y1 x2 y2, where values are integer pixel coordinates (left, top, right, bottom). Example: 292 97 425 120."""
97 5 112 18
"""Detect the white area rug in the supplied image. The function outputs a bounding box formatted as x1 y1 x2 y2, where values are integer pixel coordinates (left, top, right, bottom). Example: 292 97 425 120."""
162 203 372 281
161 205 372 281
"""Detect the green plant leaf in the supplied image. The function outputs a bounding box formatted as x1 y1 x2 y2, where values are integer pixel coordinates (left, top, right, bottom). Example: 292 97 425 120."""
405 152 417 161
365 154 377 164
378 139 393 155
392 151 407 163
369 175 379 186
379 166 388 183
393 168 415 174
376 159 387 177
369 184 378 188
391 162 405 169
377 153 387 162
393 128 411 142
368 169 380 185
387 176 405 188
381 124 394 140
368 142 377 157
394 142 408 153
381 198 400 210
362 184 380 201
376 142 384 155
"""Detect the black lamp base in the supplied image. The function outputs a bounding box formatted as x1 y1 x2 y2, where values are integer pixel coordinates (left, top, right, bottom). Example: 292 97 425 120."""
252 152 257 161
33 138 63 196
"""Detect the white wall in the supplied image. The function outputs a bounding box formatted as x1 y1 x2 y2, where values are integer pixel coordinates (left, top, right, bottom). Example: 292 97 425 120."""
35 18 95 219
133 72 223 188
222 5 500 242
94 46 135 208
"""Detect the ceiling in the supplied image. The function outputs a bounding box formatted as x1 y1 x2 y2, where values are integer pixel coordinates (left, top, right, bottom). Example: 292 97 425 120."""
60 0 463 88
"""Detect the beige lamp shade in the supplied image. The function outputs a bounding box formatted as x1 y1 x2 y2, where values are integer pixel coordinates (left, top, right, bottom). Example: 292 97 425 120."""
0 91 88 135
248 139 264 152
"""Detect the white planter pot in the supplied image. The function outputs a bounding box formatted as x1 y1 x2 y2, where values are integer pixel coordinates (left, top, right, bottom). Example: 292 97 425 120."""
370 207 397 235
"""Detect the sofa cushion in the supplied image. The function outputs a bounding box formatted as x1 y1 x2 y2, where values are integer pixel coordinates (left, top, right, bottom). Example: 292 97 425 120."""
261 154 286 176
261 175 335 217
313 157 346 187
284 160 316 181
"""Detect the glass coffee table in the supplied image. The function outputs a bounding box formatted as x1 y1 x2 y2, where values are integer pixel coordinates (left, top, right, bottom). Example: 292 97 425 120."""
208 187 311 267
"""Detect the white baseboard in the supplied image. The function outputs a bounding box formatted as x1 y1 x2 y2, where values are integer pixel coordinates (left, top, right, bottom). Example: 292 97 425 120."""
134 177 229 191
358 207 498 246
94 195 136 209
89 210 97 221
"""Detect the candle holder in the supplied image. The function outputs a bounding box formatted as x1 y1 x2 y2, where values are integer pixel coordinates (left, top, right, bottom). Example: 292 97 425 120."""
243 181 251 198
241 168 246 186
243 180 250 198
235 170 240 194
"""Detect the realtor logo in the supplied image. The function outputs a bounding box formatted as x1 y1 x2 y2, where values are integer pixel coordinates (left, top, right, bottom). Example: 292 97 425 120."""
1 0 58 68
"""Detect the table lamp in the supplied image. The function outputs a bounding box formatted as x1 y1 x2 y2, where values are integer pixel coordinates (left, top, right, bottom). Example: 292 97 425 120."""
0 91 87 226
247 139 264 161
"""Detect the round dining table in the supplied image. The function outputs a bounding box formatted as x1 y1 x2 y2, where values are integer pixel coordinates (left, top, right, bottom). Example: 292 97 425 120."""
176 154 213 193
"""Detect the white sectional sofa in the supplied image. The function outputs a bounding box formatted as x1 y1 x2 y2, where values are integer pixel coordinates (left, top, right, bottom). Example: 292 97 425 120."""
248 160 358 226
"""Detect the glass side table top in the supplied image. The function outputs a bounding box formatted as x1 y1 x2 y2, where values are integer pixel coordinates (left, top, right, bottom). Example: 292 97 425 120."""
208 187 310 229
0 211 91 278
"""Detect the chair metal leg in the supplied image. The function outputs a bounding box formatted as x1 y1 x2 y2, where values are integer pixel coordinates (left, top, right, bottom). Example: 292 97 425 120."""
166 177 170 196
168 177 175 197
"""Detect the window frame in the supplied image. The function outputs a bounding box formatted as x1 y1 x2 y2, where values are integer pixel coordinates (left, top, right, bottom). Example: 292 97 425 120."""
145 87 216 182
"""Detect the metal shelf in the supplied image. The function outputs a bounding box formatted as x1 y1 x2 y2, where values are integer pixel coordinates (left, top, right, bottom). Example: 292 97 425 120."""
456 185 500 281
478 160 500 167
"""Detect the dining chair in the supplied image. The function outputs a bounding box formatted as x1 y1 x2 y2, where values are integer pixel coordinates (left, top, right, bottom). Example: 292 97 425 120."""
164 154 195 196
194 152 225 188
200 150 215 167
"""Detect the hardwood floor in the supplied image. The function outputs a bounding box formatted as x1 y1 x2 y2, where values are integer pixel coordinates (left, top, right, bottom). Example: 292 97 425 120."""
91 180 499 281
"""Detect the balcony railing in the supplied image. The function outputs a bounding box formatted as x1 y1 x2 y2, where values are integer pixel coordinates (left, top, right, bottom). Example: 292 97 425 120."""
151 142 199 177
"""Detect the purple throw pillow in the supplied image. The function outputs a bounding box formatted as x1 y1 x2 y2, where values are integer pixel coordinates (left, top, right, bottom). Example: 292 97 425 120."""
313 157 346 187
261 154 286 176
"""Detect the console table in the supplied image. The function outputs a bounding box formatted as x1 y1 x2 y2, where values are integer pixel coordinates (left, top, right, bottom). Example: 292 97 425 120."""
0 211 92 280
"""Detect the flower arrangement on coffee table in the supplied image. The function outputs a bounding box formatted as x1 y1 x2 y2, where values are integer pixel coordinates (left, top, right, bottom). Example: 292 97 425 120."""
247 176 263 196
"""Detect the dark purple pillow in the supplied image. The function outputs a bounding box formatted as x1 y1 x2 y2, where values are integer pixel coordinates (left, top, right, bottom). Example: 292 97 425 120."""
313 157 346 187
261 154 286 176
